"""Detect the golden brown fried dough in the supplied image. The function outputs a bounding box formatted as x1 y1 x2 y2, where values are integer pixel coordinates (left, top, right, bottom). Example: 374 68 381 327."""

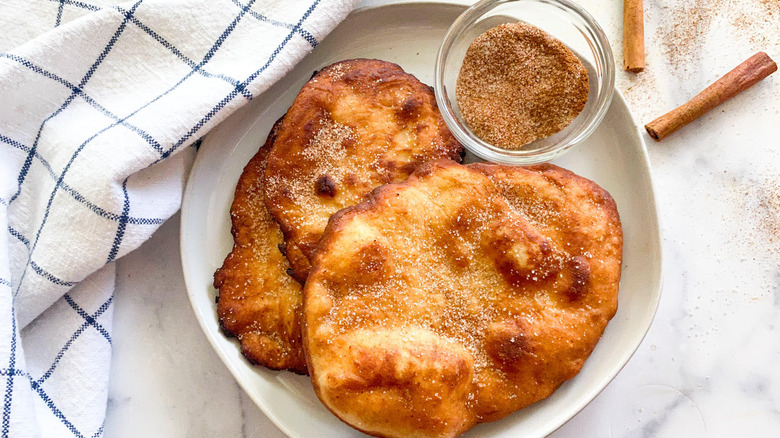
303 160 622 438
264 59 464 280
213 120 307 374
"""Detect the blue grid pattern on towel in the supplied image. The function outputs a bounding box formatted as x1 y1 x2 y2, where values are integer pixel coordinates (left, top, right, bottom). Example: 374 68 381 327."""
6 0 323 287
0 0 329 435
0 292 113 438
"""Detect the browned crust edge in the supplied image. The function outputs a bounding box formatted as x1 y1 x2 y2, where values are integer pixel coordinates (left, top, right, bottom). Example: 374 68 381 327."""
213 115 308 375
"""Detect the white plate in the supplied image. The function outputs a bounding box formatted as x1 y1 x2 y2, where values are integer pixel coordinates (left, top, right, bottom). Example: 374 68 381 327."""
180 2 663 437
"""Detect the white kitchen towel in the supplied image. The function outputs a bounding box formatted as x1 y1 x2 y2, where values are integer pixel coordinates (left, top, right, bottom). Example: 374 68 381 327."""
0 0 358 436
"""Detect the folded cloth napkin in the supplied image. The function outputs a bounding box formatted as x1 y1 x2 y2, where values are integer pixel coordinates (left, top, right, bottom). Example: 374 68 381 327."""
0 0 358 435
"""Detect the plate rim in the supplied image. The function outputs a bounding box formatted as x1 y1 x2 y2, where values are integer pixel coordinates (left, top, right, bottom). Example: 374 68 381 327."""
179 2 663 436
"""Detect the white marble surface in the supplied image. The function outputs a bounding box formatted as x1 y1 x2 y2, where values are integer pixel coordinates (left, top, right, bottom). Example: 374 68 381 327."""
104 0 780 436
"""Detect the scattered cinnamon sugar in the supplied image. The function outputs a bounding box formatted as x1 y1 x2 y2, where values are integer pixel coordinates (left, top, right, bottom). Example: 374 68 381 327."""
455 22 589 150
655 0 778 74
755 180 780 245
657 1 718 70
736 175 780 254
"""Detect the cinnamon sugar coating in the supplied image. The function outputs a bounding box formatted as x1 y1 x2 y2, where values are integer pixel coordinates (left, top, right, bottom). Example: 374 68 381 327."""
456 22 589 149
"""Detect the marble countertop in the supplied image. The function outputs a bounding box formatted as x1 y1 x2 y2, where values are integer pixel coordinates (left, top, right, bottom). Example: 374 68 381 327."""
103 0 780 436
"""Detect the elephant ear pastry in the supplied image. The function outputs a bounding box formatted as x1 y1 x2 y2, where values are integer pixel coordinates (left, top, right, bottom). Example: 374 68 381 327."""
213 117 307 375
263 58 464 280
303 160 622 438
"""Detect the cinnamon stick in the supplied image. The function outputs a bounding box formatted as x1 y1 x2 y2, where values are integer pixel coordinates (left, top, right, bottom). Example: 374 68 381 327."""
645 52 777 141
623 0 644 72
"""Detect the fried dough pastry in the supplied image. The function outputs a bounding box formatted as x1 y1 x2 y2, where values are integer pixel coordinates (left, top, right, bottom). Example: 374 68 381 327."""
303 160 622 438
213 120 307 374
264 59 464 280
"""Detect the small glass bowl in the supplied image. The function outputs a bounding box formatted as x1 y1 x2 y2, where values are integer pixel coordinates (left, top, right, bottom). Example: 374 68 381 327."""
435 0 615 165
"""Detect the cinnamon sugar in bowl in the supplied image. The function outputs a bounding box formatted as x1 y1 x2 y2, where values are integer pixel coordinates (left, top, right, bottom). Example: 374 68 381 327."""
435 0 615 165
